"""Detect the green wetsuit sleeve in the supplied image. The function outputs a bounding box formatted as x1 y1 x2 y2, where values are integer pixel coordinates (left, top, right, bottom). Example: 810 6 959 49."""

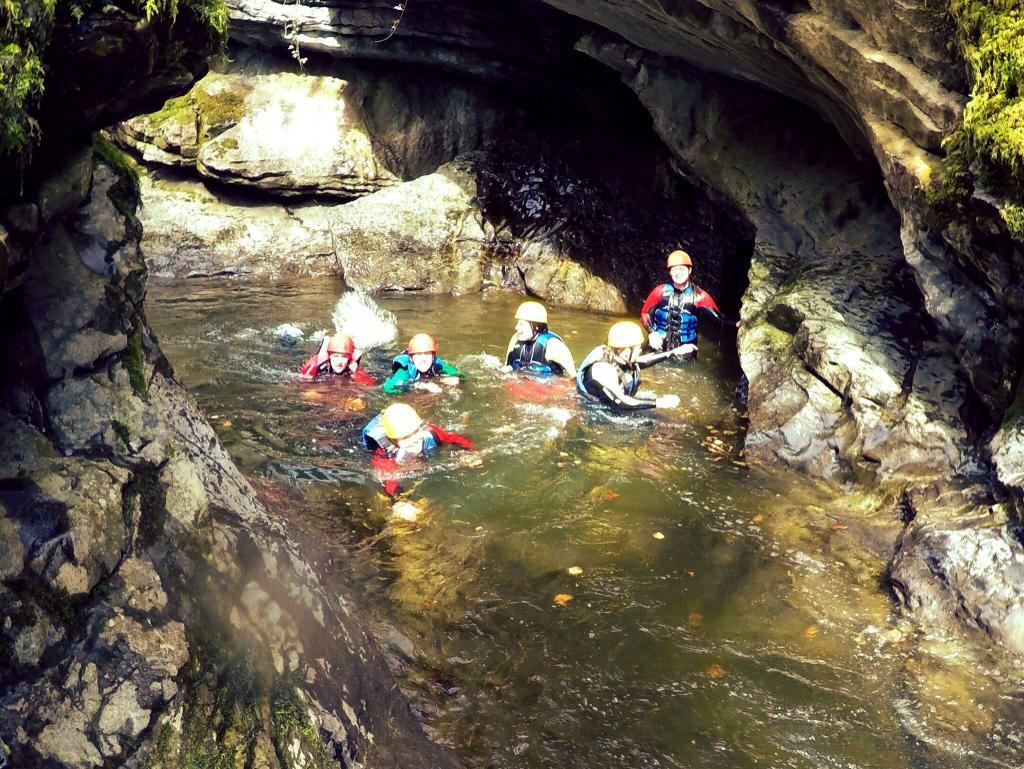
381 369 411 394
440 361 463 377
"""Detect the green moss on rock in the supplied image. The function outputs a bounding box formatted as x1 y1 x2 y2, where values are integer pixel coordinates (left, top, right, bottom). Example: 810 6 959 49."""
951 0 1024 188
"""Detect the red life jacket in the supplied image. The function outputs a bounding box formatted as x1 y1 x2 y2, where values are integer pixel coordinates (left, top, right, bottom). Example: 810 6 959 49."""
299 337 372 382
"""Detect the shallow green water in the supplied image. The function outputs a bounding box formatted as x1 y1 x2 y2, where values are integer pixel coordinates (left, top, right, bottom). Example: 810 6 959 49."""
148 277 1024 769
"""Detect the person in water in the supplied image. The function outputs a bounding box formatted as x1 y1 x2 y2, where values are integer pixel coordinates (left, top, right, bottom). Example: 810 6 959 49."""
362 403 475 494
576 321 695 410
503 301 576 378
640 249 738 355
381 333 462 394
298 333 375 384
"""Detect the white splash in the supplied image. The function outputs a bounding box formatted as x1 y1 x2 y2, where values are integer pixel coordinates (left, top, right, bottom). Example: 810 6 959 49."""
273 323 305 345
331 290 397 350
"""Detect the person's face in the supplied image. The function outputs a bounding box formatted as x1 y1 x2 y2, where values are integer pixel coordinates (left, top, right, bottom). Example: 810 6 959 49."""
329 352 350 373
396 428 426 455
515 319 536 342
669 265 691 285
411 352 435 373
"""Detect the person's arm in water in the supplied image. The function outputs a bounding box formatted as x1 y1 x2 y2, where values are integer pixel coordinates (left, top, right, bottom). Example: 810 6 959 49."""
545 337 577 378
438 359 463 377
381 368 412 394
636 344 697 368
588 361 658 410
428 424 474 450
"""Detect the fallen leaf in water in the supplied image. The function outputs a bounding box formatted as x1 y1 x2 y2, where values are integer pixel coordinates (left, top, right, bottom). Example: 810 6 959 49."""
687 612 703 626
805 624 820 638
553 593 573 606
344 397 366 411
222 420 233 428
685 570 695 577
831 523 847 531
567 566 583 576
604 492 620 501
652 531 665 540
301 391 324 401
752 514 764 524
706 664 725 679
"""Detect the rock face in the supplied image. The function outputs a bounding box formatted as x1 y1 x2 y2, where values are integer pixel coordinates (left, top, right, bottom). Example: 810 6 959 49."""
114 48 516 198
890 515 1024 654
0 146 455 769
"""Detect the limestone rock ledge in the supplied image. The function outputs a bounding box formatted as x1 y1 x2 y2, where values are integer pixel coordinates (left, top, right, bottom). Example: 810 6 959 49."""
0 148 455 768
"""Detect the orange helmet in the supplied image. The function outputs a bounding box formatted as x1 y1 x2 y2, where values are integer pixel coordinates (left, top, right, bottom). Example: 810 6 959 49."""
666 250 693 269
326 333 355 356
407 333 437 355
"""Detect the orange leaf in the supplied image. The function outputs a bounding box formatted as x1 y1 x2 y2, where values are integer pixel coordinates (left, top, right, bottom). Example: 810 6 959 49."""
604 491 620 501
805 624 820 638
553 593 573 606
687 612 703 626
830 523 847 531
705 664 725 679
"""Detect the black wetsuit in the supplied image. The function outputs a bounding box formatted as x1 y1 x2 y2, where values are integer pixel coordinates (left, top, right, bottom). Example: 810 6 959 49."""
576 347 675 410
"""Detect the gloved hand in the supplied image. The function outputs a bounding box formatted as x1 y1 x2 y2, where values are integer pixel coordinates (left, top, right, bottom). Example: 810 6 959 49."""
648 331 664 350
656 394 680 408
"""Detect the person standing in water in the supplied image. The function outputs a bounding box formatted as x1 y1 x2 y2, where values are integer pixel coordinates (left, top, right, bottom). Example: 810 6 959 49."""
504 301 576 378
382 333 463 394
576 321 694 410
362 403 475 494
640 249 738 355
298 333 375 384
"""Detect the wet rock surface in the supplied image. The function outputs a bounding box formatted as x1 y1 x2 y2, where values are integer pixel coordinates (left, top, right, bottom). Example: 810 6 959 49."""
891 516 1024 654
0 147 456 768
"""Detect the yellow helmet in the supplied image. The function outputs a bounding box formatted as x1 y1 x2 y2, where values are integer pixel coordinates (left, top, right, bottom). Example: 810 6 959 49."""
607 321 645 349
515 301 548 325
381 403 422 441
666 249 693 268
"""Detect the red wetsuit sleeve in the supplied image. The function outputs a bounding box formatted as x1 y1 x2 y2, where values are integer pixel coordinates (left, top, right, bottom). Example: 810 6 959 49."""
371 452 401 496
640 286 664 330
694 289 721 314
428 424 474 450
353 368 377 386
298 354 320 378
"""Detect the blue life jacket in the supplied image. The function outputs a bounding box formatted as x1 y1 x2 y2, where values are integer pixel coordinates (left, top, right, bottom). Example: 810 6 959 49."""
362 414 439 458
391 353 447 382
507 331 564 376
652 284 698 345
576 346 640 402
